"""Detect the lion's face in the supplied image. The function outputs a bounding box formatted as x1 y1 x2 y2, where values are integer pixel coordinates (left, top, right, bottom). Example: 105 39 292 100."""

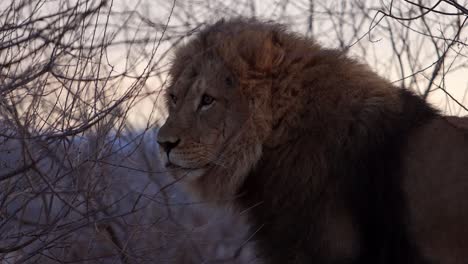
157 54 251 183
157 20 286 201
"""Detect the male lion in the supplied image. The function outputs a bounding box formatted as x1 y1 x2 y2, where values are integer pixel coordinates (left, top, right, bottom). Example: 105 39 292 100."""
157 18 468 264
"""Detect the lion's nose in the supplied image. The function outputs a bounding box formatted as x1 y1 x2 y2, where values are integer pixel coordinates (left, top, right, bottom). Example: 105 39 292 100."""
157 138 180 154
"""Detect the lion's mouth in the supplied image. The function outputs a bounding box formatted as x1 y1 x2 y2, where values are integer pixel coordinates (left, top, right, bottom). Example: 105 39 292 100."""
164 162 208 180
165 162 204 171
165 162 186 170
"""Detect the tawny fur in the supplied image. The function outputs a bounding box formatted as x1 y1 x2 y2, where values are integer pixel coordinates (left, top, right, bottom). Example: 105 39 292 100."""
158 18 468 264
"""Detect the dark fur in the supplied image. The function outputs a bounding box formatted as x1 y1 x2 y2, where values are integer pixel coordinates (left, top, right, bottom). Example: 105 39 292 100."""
238 88 438 263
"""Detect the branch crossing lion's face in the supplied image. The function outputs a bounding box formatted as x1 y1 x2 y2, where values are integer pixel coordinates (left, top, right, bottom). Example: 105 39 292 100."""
157 53 249 182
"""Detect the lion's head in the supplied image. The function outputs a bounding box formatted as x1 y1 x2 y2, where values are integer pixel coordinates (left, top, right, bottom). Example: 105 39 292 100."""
157 19 289 201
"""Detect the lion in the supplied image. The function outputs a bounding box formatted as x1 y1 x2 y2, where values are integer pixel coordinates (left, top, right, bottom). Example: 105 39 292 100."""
157 18 468 264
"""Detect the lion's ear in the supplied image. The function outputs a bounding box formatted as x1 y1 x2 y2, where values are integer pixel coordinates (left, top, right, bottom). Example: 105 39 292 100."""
240 31 285 72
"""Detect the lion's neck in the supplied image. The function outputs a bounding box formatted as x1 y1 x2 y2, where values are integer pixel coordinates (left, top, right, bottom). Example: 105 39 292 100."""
237 138 358 262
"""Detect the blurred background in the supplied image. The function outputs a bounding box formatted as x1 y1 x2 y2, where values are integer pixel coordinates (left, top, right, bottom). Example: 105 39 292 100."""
0 0 467 263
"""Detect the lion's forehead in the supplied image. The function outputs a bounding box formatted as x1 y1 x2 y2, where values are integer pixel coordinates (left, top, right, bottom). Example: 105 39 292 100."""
171 63 233 103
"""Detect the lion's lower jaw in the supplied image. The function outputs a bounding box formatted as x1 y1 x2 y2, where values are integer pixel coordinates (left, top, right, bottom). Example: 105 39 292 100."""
188 143 263 205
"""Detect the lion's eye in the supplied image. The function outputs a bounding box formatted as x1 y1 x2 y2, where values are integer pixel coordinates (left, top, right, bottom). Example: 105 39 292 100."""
169 94 177 105
200 94 215 107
